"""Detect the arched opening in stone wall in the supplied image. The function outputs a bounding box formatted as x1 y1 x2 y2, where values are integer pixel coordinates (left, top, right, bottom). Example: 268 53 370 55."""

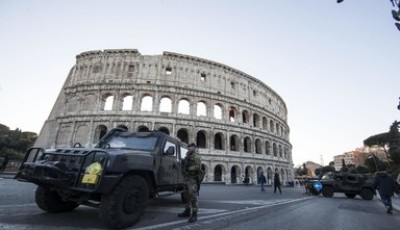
158 127 170 135
256 167 264 183
104 94 114 111
177 128 189 144
253 113 259 127
213 104 223 120
273 143 277 156
122 94 133 111
67 96 79 113
160 97 172 113
116 125 128 130
214 132 224 150
267 167 273 184
140 95 153 111
270 120 274 133
244 166 253 183
262 117 268 130
230 135 239 151
242 110 249 124
244 136 252 153
280 168 285 183
196 101 206 116
265 141 271 155
196 130 206 148
214 165 223 182
276 123 280 135
279 145 282 157
255 138 261 154
93 125 107 143
228 107 236 122
74 125 89 147
137 126 150 132
82 94 96 112
230 165 240 184
178 99 190 114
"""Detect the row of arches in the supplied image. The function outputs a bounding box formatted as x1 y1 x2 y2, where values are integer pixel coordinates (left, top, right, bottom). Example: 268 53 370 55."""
98 93 288 138
205 164 289 184
92 124 290 159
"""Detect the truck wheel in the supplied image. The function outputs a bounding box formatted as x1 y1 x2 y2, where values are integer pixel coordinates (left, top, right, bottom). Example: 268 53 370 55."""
321 186 334 197
100 175 149 229
360 188 374 200
35 186 79 213
345 193 356 199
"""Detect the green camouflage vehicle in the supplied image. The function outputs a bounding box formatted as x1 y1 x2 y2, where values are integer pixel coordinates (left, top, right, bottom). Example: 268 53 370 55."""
318 171 375 200
16 128 189 229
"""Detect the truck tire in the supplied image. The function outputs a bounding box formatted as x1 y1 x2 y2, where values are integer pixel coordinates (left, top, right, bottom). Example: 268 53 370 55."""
345 193 356 199
100 175 149 229
35 186 79 213
360 188 374 200
321 186 334 197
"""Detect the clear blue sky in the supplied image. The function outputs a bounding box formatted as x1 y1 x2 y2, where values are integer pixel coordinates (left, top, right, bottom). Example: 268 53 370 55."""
1 0 399 166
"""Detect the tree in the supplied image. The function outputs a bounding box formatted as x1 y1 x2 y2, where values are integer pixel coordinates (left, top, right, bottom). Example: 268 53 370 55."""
388 121 400 164
302 163 308 176
364 121 400 166
0 123 37 160
315 165 335 177
341 159 347 172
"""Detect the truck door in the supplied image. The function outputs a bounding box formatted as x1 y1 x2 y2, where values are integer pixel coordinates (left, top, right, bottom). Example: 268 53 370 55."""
158 140 180 186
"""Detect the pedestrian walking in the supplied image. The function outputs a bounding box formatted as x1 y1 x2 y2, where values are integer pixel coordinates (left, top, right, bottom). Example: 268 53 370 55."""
258 172 266 192
374 171 400 215
178 143 202 223
274 172 282 194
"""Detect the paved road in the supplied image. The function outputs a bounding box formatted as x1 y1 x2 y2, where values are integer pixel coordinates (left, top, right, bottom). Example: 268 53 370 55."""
1 175 399 230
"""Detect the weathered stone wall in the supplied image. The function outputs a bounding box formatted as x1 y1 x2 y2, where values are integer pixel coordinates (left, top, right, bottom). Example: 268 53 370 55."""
35 49 294 184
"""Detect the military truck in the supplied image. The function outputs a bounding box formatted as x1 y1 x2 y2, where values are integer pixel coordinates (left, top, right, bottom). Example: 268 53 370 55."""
16 128 189 229
318 171 375 200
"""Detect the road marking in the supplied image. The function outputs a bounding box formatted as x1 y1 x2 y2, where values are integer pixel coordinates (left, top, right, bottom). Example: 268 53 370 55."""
215 199 294 206
0 204 37 208
0 223 99 230
132 197 312 230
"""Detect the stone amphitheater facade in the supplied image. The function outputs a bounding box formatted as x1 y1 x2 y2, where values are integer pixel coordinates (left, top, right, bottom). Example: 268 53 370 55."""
35 49 293 185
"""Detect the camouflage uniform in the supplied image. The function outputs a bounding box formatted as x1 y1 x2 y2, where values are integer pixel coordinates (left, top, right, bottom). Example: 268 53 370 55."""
179 145 201 222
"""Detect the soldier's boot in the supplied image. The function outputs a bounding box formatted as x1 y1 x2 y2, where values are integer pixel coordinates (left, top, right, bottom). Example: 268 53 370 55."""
188 211 197 223
177 208 190 217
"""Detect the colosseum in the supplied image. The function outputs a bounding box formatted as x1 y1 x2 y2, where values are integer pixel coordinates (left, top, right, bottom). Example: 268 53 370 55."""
35 49 294 185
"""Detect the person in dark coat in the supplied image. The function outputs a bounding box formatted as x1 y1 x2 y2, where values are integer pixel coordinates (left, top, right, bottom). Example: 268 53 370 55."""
258 172 266 192
373 171 400 215
274 173 282 194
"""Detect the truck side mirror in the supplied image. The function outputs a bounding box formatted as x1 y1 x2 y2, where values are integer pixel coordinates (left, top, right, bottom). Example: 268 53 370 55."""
165 146 175 156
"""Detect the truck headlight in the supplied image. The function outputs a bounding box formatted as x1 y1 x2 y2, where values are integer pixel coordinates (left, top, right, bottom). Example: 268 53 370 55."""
85 162 102 175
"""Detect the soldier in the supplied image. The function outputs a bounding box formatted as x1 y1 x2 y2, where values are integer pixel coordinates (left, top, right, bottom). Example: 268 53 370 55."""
178 143 202 223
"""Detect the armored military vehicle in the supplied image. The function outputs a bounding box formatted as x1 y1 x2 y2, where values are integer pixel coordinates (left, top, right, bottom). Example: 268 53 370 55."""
16 128 189 229
318 171 375 200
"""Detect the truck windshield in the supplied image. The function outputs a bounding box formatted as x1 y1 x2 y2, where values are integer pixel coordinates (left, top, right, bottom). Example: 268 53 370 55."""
106 135 158 151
